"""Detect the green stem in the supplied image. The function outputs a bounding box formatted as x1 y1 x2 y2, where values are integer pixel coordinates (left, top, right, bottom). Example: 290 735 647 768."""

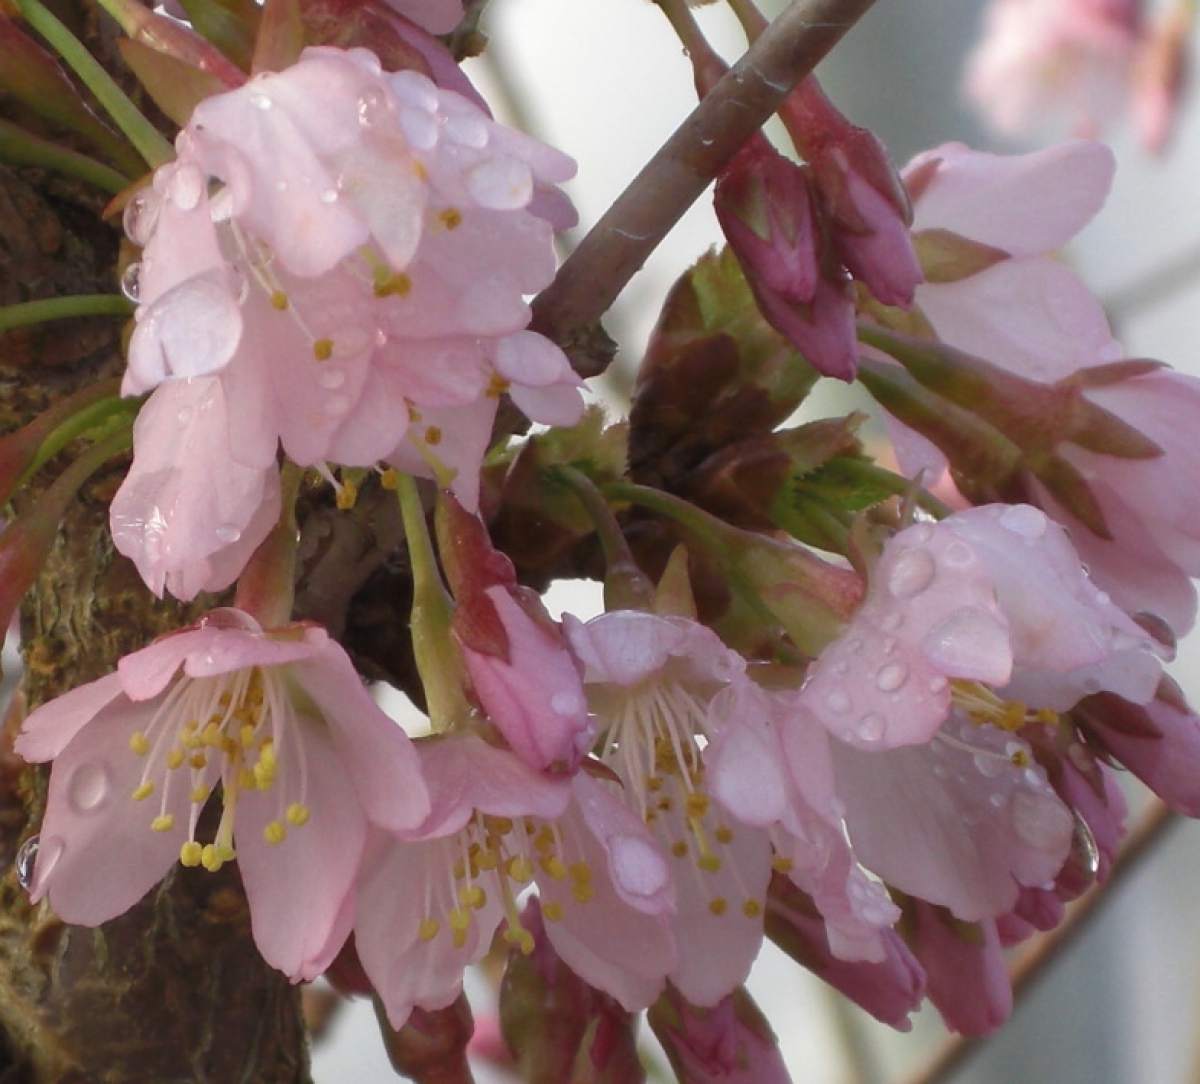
0 293 133 333
19 391 140 486
832 459 953 520
556 466 654 611
0 118 131 194
16 0 174 168
395 474 472 731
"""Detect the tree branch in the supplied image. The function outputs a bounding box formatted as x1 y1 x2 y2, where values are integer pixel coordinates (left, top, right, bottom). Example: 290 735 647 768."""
903 800 1179 1084
530 0 880 371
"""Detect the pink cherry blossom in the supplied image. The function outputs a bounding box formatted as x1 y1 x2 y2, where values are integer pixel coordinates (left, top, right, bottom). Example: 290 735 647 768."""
803 504 1164 752
894 141 1200 632
354 734 675 1029
122 46 581 512
1078 678 1200 815
437 493 592 771
650 984 793 1084
764 882 926 1030
109 376 279 601
964 0 1142 140
14 609 429 981
908 901 1012 1035
567 610 896 1007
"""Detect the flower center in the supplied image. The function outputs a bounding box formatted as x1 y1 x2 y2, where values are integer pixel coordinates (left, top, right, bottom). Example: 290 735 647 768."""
126 666 312 872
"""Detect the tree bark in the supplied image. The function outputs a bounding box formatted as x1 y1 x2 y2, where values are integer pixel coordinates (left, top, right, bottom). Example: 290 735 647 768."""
0 4 311 1077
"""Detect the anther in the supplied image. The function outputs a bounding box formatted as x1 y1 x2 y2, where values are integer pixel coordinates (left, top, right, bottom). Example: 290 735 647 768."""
263 820 287 845
671 841 688 859
742 900 762 918
286 803 311 826
697 854 722 873
418 917 440 942
313 338 334 361
190 784 210 804
507 856 534 884
379 468 400 490
708 897 728 916
129 731 150 756
771 856 794 874
132 782 155 801
270 290 289 311
715 826 734 844
373 272 412 298
166 748 185 770
201 843 225 872
542 901 564 922
151 814 175 833
424 426 442 446
438 208 462 230
685 793 710 818
180 841 203 867
335 479 358 511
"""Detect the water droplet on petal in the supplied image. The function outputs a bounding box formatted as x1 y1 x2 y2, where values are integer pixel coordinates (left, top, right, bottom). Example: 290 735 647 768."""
989 792 1008 808
120 262 142 303
67 761 111 814
374 328 389 347
123 190 161 245
1010 790 1072 850
177 407 193 426
825 690 851 714
611 835 668 898
857 713 886 742
973 752 1004 779
357 89 391 127
942 540 975 568
932 763 948 779
167 163 204 210
887 548 936 598
928 676 948 694
319 188 339 204
550 691 583 716
15 835 38 890
1000 505 1047 539
318 368 346 390
922 607 1010 680
215 524 242 544
250 92 273 110
875 662 908 692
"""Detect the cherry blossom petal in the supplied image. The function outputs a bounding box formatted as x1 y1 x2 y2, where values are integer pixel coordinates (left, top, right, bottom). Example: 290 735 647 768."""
15 673 124 762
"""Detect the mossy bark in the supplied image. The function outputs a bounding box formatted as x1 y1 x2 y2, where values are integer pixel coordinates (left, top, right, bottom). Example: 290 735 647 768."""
0 6 311 1077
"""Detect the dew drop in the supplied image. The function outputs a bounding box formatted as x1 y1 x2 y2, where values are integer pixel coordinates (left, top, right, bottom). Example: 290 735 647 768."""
550 691 583 716
1000 505 1047 539
825 690 851 714
887 548 936 598
875 662 908 692
857 713 886 742
15 835 38 890
357 89 390 127
374 328 389 347
989 792 1008 808
120 262 143 303
928 676 948 694
177 407 193 426
67 761 111 814
922 608 1010 677
612 835 669 897
318 368 346 390
1010 791 1072 850
932 763 948 779
250 92 273 110
319 188 340 204
215 524 242 544
942 540 975 568
167 163 204 210
123 190 161 246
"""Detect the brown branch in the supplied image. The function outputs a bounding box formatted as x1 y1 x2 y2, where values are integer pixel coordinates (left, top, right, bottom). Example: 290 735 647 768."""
530 0 880 372
903 800 1179 1084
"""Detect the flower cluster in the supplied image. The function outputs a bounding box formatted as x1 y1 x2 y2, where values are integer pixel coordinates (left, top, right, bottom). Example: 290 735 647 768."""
113 45 582 600
8 3 1200 1074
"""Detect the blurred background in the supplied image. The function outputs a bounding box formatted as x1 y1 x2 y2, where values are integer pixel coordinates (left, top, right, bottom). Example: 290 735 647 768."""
303 0 1200 1079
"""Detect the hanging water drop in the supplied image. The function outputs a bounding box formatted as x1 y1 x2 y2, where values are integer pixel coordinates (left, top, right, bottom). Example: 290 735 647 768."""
120 262 143 303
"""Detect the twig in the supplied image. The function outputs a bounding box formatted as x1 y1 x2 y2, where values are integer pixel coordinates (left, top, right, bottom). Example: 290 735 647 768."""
903 800 1178 1084
530 0 879 355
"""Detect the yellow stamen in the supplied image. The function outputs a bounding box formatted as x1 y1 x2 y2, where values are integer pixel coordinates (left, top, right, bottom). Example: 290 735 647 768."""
698 853 722 873
708 897 728 916
313 338 334 361
270 290 289 311
150 814 175 833
180 841 203 867
772 856 794 874
190 784 210 804
507 856 534 884
671 841 688 858
438 207 463 230
201 843 225 872
380 467 400 490
373 272 412 298
542 901 564 922
129 731 150 756
263 820 287 845
742 900 762 918
715 826 734 844
685 792 710 818
166 747 185 770
418 917 440 942
286 803 311 827
335 479 358 511
458 884 487 910
132 781 155 801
